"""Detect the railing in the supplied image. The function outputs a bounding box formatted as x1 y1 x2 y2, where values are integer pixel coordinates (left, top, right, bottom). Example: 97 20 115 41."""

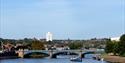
23 49 99 54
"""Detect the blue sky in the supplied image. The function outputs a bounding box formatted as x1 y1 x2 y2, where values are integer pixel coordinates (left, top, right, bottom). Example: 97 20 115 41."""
0 0 124 39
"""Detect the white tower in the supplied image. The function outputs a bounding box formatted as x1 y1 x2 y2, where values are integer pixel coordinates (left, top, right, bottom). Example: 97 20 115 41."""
46 32 53 42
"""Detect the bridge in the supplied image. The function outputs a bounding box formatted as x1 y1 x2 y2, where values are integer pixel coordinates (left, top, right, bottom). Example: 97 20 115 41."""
17 49 104 58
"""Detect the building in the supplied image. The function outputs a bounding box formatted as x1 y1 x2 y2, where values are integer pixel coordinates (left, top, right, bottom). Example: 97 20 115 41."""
111 37 120 41
3 43 15 52
46 32 53 42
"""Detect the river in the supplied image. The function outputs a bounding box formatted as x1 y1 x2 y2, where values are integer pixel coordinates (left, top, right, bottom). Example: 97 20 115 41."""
0 54 109 63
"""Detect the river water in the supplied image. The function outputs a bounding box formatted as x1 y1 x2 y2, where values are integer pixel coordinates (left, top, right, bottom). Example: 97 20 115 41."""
0 58 109 63
0 54 109 63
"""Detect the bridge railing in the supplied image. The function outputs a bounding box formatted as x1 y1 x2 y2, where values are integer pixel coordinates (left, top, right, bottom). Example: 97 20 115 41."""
23 49 100 54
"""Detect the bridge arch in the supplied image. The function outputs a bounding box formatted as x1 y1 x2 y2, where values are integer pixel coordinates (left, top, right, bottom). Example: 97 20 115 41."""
81 51 95 58
51 51 79 58
24 52 49 58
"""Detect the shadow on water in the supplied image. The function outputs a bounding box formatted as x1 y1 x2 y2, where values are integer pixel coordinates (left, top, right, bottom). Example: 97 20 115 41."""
0 51 19 59
24 52 49 58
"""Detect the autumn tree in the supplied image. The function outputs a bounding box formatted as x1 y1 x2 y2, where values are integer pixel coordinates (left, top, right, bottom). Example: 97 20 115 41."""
31 40 45 50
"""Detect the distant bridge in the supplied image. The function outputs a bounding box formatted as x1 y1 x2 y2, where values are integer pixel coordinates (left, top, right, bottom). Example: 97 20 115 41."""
17 49 104 58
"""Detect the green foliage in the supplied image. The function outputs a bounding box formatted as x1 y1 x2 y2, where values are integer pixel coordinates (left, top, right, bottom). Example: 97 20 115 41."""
31 40 45 50
118 34 125 56
120 34 125 41
105 40 114 53
105 40 120 55
68 42 83 49
105 34 125 56
113 42 119 55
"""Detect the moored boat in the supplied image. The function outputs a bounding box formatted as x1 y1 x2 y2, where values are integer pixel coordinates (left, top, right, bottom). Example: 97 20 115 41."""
70 57 82 62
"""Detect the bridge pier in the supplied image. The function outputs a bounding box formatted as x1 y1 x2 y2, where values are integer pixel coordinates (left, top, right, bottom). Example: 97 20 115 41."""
49 50 53 58
17 49 24 58
82 54 85 58
79 50 82 58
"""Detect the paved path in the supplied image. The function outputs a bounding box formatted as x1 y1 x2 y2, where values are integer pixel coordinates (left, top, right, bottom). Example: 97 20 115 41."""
102 55 125 63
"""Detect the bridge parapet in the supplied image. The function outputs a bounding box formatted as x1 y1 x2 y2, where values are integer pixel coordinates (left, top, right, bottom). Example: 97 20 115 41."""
17 49 103 58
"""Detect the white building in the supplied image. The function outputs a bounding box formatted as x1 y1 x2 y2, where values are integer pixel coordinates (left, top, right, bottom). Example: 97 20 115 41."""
111 37 120 41
46 32 53 41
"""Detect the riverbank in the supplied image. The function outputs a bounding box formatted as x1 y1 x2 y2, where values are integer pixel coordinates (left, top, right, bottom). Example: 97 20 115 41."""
102 54 125 63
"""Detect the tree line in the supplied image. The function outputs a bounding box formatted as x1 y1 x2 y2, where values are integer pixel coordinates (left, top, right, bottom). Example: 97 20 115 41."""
0 37 109 50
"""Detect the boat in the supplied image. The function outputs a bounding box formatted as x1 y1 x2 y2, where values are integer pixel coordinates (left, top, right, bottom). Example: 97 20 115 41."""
70 57 82 62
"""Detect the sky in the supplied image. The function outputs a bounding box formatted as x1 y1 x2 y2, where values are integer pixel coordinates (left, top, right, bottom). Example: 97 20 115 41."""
0 0 125 39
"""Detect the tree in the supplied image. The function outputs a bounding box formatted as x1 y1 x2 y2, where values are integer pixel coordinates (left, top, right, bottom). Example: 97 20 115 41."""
120 34 125 41
113 41 119 55
31 40 45 50
68 42 83 49
105 34 125 56
105 40 114 53
118 34 125 56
